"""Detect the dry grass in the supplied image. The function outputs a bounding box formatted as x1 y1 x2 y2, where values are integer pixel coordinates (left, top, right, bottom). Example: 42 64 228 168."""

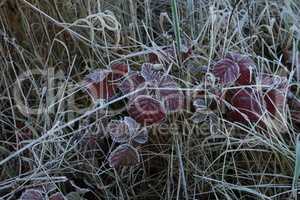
1 0 300 199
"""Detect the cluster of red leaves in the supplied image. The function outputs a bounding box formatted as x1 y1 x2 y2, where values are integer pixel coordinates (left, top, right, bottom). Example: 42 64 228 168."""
85 61 185 168
83 51 300 168
85 62 184 125
210 53 300 125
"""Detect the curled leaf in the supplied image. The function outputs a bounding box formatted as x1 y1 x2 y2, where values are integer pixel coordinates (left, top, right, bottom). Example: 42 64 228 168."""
212 58 240 86
20 189 44 200
108 144 140 168
128 95 166 125
85 70 117 101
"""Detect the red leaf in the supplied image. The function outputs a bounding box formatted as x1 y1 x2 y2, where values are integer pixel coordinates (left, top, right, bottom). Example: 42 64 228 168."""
161 90 185 112
141 64 184 112
20 189 43 200
149 52 159 64
212 58 240 86
119 72 146 97
85 70 117 101
158 76 185 112
108 144 140 168
128 95 166 125
264 89 286 117
227 88 265 123
257 73 288 89
256 73 289 117
226 53 255 85
111 63 129 80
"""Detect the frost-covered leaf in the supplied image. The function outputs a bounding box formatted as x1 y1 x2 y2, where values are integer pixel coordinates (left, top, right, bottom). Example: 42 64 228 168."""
141 63 163 84
85 70 117 101
20 189 44 200
111 63 129 80
156 75 184 112
191 108 216 124
160 89 185 112
124 116 140 132
212 58 240 86
226 53 255 85
257 73 288 89
264 89 286 117
108 144 140 168
132 128 148 144
227 88 264 123
107 117 148 144
128 95 166 125
256 73 289 117
84 64 130 101
119 72 146 96
85 69 110 83
124 117 148 144
107 120 130 143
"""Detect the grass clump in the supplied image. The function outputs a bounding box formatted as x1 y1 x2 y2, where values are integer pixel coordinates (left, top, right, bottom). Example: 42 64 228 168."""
0 0 300 199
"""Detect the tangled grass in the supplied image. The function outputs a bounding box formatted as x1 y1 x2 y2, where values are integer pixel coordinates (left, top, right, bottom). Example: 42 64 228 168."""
1 0 300 199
